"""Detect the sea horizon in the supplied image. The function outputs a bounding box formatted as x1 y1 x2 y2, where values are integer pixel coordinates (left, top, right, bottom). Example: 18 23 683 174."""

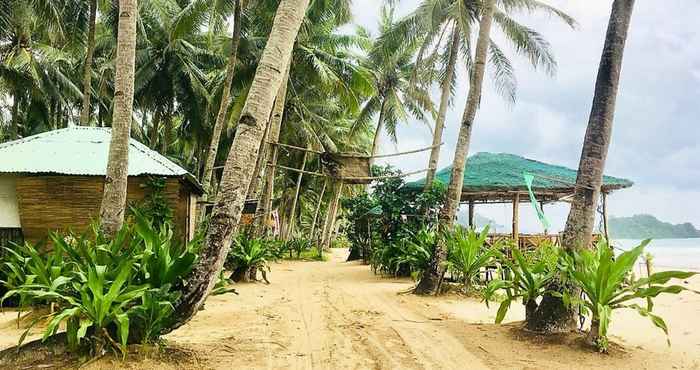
612 238 700 272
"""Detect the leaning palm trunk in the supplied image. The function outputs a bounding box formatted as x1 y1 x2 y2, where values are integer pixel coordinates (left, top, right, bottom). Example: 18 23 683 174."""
245 121 271 200
424 30 460 190
527 0 635 333
414 0 495 295
166 0 310 331
255 63 291 236
99 0 138 237
200 0 243 201
79 0 97 126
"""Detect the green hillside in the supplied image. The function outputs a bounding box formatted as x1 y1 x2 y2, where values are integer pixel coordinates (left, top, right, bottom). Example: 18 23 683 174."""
609 214 700 239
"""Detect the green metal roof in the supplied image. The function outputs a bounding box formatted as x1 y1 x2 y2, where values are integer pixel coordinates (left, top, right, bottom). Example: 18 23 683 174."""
405 152 633 193
0 127 202 191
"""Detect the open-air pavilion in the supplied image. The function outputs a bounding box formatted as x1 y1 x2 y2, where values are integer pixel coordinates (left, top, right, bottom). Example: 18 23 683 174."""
405 152 634 247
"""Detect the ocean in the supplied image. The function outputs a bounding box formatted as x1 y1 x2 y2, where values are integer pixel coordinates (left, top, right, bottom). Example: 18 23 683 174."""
612 238 700 271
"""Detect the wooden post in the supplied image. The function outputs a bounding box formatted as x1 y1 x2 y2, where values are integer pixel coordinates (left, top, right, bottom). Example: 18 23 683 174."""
321 181 342 250
602 192 610 241
512 193 520 246
468 201 475 229
540 201 548 235
284 150 309 240
309 179 327 243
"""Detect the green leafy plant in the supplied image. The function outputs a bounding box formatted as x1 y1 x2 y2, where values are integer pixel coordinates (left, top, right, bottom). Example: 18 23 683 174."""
483 242 559 323
565 239 698 352
282 237 314 259
227 236 272 283
443 226 501 292
0 211 200 355
370 227 436 279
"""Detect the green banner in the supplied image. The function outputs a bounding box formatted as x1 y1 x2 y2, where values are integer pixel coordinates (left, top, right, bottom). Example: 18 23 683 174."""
523 172 551 231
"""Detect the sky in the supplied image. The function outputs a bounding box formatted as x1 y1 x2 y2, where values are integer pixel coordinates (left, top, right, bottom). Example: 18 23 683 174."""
349 0 700 233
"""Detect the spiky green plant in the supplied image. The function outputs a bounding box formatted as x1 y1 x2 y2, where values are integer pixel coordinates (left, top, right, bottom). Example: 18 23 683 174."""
443 225 501 291
565 239 698 352
483 242 560 323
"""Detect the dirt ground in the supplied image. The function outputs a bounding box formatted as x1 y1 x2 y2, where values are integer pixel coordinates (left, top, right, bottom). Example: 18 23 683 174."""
2 248 699 369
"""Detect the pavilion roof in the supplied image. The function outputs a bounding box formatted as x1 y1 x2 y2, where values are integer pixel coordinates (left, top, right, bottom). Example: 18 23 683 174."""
404 152 633 203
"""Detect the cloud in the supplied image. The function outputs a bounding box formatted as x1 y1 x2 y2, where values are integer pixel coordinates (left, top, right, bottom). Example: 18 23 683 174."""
361 1 700 227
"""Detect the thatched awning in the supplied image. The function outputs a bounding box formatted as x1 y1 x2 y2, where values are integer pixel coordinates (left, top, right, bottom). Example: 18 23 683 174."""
404 152 633 204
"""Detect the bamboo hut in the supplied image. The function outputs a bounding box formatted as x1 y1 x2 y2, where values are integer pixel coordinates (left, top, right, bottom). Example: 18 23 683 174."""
0 127 203 244
405 152 633 247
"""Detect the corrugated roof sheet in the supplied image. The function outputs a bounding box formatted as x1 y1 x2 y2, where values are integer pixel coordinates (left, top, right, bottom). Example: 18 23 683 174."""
405 152 633 192
0 127 191 178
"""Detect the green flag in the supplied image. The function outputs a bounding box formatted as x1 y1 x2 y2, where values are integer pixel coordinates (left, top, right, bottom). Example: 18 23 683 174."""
523 172 551 231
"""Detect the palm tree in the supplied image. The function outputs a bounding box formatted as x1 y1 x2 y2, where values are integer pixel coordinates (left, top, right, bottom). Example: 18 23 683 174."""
166 0 312 331
201 0 243 196
79 0 98 125
0 0 82 139
402 0 574 295
415 0 496 295
528 0 636 334
381 0 575 188
134 0 218 155
99 0 138 237
355 5 435 162
256 0 372 236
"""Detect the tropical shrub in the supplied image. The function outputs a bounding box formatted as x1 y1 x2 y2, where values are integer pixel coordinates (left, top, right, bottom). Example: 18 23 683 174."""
443 226 502 292
343 165 446 262
564 239 698 352
226 236 272 283
282 237 314 259
0 211 200 355
371 227 436 279
483 241 560 323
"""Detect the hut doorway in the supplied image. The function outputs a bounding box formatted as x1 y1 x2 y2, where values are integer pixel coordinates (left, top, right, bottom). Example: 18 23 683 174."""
0 176 22 244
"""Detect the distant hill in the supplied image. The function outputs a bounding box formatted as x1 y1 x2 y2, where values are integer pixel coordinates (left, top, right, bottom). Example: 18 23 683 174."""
456 211 506 232
609 214 700 239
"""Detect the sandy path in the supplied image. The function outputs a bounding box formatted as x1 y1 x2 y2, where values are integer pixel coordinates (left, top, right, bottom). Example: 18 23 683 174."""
165 249 489 370
2 249 699 369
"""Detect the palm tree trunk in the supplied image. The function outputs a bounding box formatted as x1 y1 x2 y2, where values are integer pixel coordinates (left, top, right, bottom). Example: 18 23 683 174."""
284 149 309 240
150 108 162 149
369 99 387 165
11 92 20 139
527 0 635 333
167 0 310 332
79 0 97 126
245 121 271 200
161 104 173 154
414 0 495 295
255 63 292 236
201 0 243 195
99 0 138 237
424 30 460 190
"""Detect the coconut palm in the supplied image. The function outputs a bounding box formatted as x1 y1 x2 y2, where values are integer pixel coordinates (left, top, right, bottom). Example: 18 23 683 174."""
79 0 98 125
256 0 373 236
408 0 574 295
99 0 138 236
380 0 575 188
528 0 636 333
166 0 312 332
201 0 244 196
0 0 83 139
354 5 435 162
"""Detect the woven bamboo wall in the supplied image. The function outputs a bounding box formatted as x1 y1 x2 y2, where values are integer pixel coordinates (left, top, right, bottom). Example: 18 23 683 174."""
15 176 190 243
